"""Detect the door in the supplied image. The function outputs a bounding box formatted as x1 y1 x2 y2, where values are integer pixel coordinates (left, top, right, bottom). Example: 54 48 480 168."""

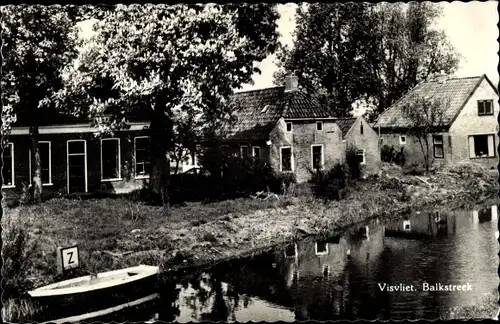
67 140 87 193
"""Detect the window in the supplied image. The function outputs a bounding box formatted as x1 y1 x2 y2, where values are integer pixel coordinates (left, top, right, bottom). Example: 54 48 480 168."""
240 145 249 158
316 121 323 131
311 144 324 170
29 141 52 185
322 265 330 277
468 134 495 158
252 146 261 159
280 147 293 172
399 136 406 145
284 243 297 258
403 220 411 231
67 140 87 193
101 138 121 181
134 137 150 178
360 123 364 134
478 100 494 116
356 149 365 165
2 142 14 187
189 150 197 166
433 135 444 158
286 122 292 132
315 241 328 255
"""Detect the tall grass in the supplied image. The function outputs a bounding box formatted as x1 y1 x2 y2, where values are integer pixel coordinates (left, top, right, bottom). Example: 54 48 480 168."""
1 212 45 322
1 214 38 299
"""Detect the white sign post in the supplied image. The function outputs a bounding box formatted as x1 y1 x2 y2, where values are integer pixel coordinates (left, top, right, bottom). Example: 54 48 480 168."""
57 245 80 274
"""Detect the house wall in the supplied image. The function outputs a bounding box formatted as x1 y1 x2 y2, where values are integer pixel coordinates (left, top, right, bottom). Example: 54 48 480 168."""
269 118 344 183
379 131 453 168
449 78 499 169
379 78 499 169
2 130 150 196
344 117 382 174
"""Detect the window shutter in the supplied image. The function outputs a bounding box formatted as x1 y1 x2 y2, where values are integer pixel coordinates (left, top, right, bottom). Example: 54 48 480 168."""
487 135 495 156
468 136 476 158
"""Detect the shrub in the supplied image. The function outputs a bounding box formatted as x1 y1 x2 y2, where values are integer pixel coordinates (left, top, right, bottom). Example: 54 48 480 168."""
310 162 350 201
1 215 39 299
381 145 406 166
345 145 362 180
199 145 294 199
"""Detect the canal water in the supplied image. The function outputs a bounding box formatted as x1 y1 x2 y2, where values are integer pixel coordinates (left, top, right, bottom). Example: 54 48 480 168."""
44 205 500 322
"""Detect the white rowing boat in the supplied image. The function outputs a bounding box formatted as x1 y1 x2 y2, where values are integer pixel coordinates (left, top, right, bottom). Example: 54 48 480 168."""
28 264 159 298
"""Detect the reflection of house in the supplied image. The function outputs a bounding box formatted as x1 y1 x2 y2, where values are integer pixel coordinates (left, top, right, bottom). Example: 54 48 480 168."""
2 109 150 195
375 74 499 169
472 205 497 223
384 211 457 238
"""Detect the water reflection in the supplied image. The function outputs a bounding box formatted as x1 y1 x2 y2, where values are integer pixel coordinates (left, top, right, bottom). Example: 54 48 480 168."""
79 205 500 322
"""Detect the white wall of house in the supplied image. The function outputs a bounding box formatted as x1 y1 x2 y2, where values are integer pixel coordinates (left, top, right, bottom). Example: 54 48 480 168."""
449 78 499 169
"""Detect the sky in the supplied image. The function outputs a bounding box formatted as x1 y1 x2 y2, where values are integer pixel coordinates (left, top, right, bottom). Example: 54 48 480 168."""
239 1 499 91
79 2 499 91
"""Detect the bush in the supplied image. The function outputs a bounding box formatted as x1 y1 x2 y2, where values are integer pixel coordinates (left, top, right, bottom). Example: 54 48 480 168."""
381 145 406 166
198 145 294 200
345 145 362 180
310 162 350 201
1 215 38 299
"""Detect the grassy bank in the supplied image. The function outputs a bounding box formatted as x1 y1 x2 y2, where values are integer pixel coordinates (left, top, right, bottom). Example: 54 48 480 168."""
2 162 498 321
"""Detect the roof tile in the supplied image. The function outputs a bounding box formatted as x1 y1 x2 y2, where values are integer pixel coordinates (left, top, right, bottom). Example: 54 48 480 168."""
375 76 484 129
221 86 331 141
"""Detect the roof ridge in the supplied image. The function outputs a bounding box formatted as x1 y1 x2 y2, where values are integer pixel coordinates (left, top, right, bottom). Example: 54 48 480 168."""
232 85 284 95
429 75 483 81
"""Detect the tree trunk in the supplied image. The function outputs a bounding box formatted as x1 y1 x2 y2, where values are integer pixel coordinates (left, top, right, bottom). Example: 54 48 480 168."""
29 125 42 204
424 136 430 172
148 100 171 207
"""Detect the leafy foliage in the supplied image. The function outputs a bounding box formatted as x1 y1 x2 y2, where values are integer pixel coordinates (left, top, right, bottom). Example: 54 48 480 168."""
1 216 39 300
310 162 350 201
1 5 83 134
345 144 362 180
58 4 280 203
381 145 407 166
275 2 459 120
1 5 87 202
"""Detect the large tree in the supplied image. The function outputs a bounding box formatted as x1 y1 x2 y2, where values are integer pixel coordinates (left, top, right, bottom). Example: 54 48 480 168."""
275 2 459 120
1 5 88 203
59 4 279 206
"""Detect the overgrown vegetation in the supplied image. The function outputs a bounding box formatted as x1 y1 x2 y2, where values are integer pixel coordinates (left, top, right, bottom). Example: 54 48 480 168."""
1 213 46 322
345 145 363 180
310 146 363 201
381 145 406 166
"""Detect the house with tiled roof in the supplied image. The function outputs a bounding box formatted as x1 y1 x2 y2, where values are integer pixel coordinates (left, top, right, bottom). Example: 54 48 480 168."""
374 74 499 169
208 75 381 182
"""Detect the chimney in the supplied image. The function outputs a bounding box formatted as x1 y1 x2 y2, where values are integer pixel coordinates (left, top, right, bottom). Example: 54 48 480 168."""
285 75 299 92
434 71 448 84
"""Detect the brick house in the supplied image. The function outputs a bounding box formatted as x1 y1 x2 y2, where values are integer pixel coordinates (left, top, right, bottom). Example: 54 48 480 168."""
374 74 499 169
336 116 382 174
210 76 381 183
2 110 150 195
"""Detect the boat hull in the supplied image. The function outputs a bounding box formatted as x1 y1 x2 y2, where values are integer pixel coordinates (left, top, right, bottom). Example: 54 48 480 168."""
29 266 159 322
